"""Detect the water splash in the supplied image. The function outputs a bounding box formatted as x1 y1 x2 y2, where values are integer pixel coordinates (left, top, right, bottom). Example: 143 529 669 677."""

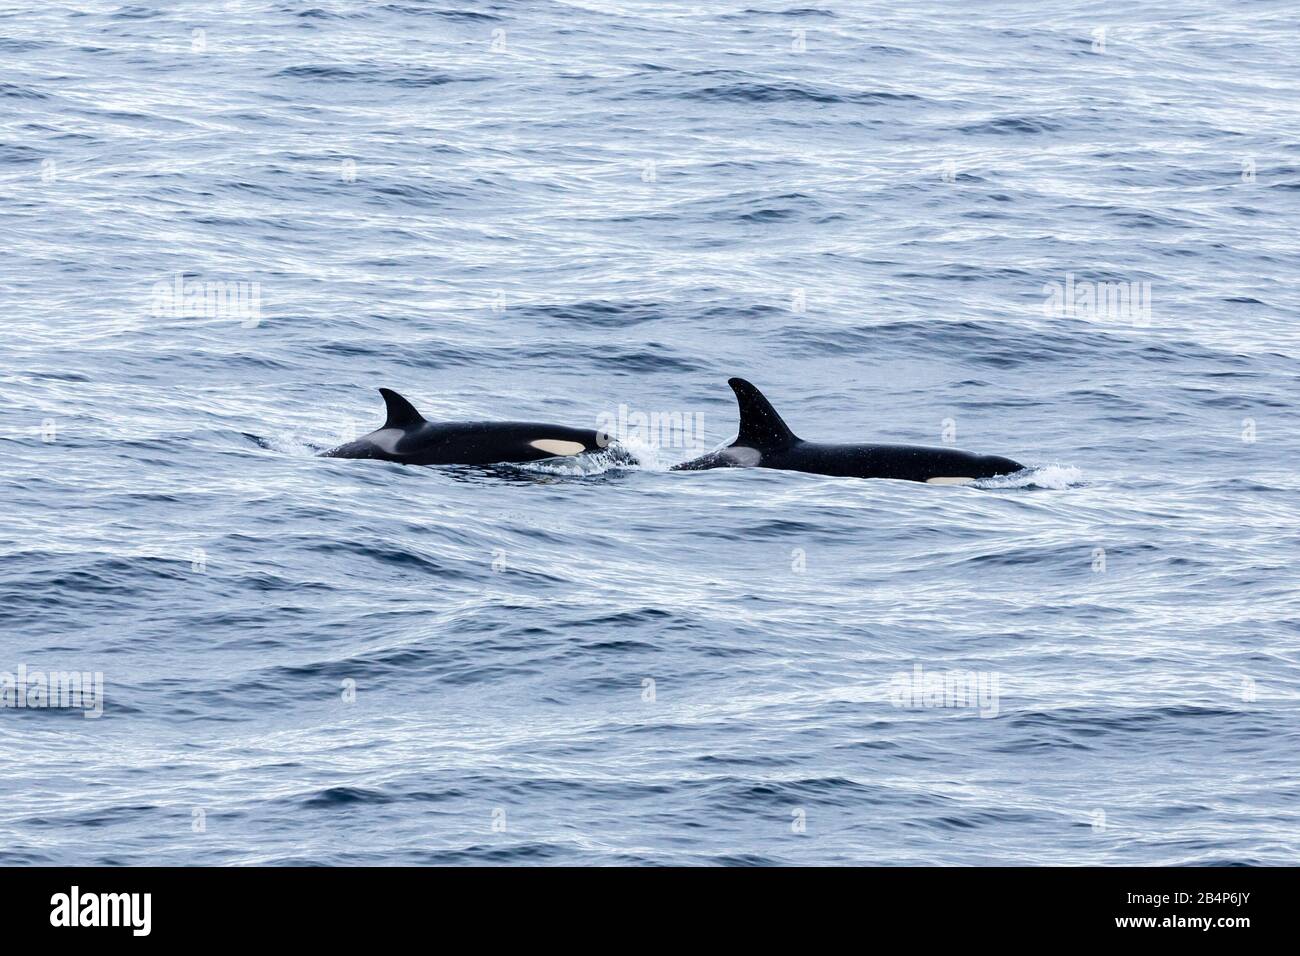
511 441 644 477
978 464 1085 490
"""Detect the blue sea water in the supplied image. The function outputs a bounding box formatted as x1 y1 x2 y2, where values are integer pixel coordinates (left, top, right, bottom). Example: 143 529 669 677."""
2 0 1298 866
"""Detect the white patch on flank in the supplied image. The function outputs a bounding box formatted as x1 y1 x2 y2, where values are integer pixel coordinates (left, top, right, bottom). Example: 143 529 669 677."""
926 476 975 485
530 438 586 457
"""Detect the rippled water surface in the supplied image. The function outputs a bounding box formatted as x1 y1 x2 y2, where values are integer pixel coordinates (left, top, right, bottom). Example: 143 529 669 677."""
2 0 1298 865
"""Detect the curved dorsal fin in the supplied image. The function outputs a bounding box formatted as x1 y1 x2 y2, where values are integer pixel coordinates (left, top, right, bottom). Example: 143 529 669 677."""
378 388 426 429
729 377 798 448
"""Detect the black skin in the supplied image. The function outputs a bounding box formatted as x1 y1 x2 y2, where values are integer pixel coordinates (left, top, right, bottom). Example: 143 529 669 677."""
671 378 1025 482
321 388 610 466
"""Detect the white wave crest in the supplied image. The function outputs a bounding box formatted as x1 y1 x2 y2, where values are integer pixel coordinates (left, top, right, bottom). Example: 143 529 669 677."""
512 440 646 477
977 464 1084 490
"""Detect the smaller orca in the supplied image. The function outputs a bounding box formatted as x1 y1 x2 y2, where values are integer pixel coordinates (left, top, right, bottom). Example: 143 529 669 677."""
671 378 1025 484
322 388 611 466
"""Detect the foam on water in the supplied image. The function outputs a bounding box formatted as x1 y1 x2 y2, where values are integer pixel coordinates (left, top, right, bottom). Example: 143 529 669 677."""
978 465 1086 491
512 442 644 477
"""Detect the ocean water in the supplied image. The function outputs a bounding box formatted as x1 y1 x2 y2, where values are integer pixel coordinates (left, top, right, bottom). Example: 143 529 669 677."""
2 0 1298 866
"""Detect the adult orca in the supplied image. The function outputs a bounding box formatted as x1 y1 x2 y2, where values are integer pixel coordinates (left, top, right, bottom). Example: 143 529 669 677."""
671 378 1025 484
321 388 611 466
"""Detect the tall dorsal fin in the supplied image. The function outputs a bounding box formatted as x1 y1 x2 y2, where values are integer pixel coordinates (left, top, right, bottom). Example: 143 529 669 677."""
729 377 798 448
378 388 426 429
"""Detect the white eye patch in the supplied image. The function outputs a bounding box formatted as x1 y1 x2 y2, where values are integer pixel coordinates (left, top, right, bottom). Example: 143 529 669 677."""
529 439 587 457
925 476 975 485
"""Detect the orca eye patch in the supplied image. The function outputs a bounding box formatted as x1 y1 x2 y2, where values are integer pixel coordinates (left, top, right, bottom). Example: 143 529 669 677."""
529 439 587 457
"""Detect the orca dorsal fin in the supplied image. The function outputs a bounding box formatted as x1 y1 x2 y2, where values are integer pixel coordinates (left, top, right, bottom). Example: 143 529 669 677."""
378 388 427 429
729 377 798 448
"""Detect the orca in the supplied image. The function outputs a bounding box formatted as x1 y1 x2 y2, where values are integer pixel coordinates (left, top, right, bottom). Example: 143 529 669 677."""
671 378 1025 484
321 388 611 466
